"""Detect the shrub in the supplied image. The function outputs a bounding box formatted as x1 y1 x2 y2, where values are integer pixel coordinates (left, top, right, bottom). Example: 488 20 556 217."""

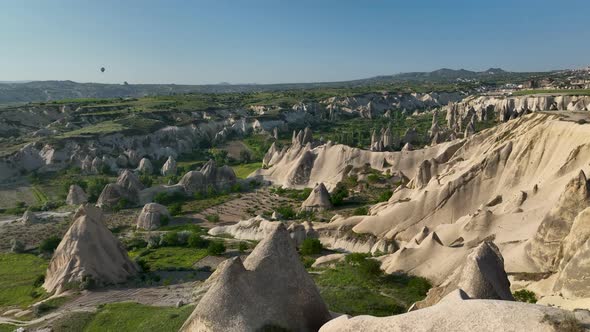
207 241 226 256
514 289 537 303
300 238 323 255
39 236 61 253
112 198 130 212
125 237 148 251
238 241 249 252
301 256 316 269
154 191 186 205
160 231 179 247
230 183 243 193
160 214 170 226
147 235 160 248
10 239 25 253
376 190 393 203
205 214 220 223
330 183 349 206
188 233 209 249
168 202 182 216
140 174 153 187
33 274 45 287
79 275 96 290
177 231 191 246
358 258 382 277
86 177 110 202
352 206 369 216
33 302 50 317
345 252 371 265
367 173 381 183
275 205 296 220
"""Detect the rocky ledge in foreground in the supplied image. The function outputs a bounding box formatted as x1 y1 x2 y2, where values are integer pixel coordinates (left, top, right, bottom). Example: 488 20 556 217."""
180 222 331 332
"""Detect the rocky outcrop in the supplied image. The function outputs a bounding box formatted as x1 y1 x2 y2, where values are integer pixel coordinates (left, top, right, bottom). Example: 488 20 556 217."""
301 183 333 211
322 92 464 119
255 135 458 190
209 216 318 246
178 159 236 195
136 157 153 174
66 184 88 205
181 223 331 332
21 210 38 225
445 94 590 127
43 205 138 294
527 170 590 271
136 203 170 230
413 241 513 309
288 221 319 247
161 156 176 176
320 289 584 332
97 169 145 208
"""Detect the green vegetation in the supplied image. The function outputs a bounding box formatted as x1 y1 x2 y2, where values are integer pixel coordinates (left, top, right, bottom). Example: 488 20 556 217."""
513 289 537 303
39 236 61 253
512 89 590 96
205 213 220 223
330 183 349 206
0 325 15 332
46 311 96 332
312 255 431 316
270 187 312 201
82 302 194 332
129 247 208 271
0 253 48 309
207 241 226 256
352 206 369 215
274 204 297 220
232 162 262 179
300 238 323 255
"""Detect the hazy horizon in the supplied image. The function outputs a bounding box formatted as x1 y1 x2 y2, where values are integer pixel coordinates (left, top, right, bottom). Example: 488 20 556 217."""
2 0 589 85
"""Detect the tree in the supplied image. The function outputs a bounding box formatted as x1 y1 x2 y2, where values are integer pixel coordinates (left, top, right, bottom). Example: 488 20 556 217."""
330 182 349 206
300 238 323 255
207 241 226 255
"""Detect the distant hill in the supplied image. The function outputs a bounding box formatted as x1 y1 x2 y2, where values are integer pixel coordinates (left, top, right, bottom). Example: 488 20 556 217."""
0 68 551 105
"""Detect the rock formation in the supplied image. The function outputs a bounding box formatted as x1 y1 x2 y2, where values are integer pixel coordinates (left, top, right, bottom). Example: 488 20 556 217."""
43 205 138 294
320 289 584 332
413 241 514 309
181 223 331 332
21 210 38 225
527 170 590 271
136 203 170 230
301 183 333 211
66 184 88 205
137 157 153 174
178 159 236 195
97 169 145 208
161 156 176 176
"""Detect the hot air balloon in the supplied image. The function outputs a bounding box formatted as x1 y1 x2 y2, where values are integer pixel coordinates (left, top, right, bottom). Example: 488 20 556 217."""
100 67 105 73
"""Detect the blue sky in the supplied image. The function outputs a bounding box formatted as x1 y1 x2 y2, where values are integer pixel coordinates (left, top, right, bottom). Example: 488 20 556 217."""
1 0 589 84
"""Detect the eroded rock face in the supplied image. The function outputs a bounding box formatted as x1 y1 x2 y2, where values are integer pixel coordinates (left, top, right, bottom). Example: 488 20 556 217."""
320 290 579 332
43 205 138 295
181 223 331 332
414 241 513 309
66 184 88 205
178 159 237 195
136 203 169 230
446 94 590 126
301 183 333 211
97 169 145 208
137 157 154 174
527 170 590 271
161 156 176 176
21 210 38 225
